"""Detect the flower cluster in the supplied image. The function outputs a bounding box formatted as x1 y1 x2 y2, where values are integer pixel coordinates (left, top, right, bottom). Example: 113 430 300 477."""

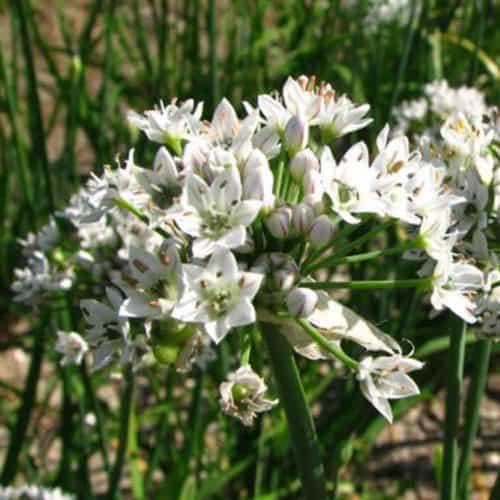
345 0 414 33
11 75 498 423
392 80 500 338
0 485 74 500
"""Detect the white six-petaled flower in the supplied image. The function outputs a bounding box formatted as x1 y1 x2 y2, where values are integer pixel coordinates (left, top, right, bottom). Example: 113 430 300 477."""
219 365 278 426
174 166 261 258
172 249 263 343
357 353 424 423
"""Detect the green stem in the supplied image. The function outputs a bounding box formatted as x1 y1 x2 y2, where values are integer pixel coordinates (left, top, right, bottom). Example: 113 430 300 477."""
274 157 285 198
306 240 415 273
108 366 135 498
13 0 54 211
457 339 492 498
128 398 144 500
115 197 171 238
296 318 359 371
208 0 218 110
388 0 420 115
80 363 111 474
261 324 327 500
301 277 431 291
1 322 46 483
441 319 467 500
491 472 500 500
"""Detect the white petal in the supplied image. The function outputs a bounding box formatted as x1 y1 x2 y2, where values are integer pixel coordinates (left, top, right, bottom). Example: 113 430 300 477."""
360 377 393 423
239 271 264 300
232 200 261 226
120 296 159 318
192 237 217 259
205 317 231 344
211 166 242 210
212 98 239 142
227 298 256 329
215 226 246 251
207 248 238 281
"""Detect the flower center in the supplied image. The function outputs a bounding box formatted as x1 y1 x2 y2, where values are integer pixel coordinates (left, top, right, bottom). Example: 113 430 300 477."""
338 184 358 205
205 285 237 316
201 211 232 237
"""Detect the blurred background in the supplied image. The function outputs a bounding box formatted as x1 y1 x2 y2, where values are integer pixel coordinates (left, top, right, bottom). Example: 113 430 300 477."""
1 0 499 498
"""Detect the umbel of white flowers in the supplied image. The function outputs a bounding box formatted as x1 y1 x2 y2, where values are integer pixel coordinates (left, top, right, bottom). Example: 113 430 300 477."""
11 75 499 424
0 484 74 500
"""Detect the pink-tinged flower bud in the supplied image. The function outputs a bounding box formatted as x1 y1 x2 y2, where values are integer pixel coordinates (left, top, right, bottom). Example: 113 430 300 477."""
284 114 309 154
302 169 324 203
252 253 298 291
290 148 319 181
243 166 275 211
309 215 334 246
236 235 255 254
286 287 318 317
265 207 292 239
292 203 315 234
273 265 298 291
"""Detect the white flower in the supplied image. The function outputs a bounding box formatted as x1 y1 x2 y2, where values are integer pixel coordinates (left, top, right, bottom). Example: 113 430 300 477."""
77 218 116 249
119 244 184 319
12 251 73 304
441 112 494 160
357 353 423 423
128 98 203 145
424 80 488 122
363 0 413 33
172 249 263 343
476 269 500 340
320 144 385 224
55 331 88 366
318 94 372 138
134 146 182 205
65 151 149 224
19 216 59 255
0 485 75 500
81 287 139 371
430 258 484 323
219 365 278 426
182 99 259 180
407 162 464 223
174 167 261 258
372 125 421 224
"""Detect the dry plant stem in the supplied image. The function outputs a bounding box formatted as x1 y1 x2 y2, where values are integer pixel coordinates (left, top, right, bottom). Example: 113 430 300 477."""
262 324 327 500
457 339 492 499
441 319 467 500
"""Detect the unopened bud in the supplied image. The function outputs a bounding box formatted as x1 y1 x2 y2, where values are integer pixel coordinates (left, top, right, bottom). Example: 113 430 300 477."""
292 203 315 234
302 169 324 203
309 215 334 246
243 166 275 211
237 235 255 254
284 114 309 154
273 266 297 291
252 253 298 291
290 148 319 181
286 287 318 317
265 207 292 239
